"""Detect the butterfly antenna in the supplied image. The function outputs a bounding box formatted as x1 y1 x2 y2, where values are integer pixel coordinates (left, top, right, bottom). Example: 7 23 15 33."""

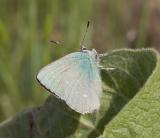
80 21 90 51
50 40 62 46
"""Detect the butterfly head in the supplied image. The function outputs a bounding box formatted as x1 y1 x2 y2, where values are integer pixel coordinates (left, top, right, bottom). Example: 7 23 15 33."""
90 49 100 64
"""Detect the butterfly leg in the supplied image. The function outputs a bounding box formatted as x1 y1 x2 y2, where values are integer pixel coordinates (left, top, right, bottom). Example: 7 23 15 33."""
98 53 108 57
98 66 115 71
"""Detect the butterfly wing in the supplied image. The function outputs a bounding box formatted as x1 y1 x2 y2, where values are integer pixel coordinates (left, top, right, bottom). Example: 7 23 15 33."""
37 52 102 114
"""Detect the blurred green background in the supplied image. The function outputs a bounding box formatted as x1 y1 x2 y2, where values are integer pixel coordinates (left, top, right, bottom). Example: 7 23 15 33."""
0 0 160 122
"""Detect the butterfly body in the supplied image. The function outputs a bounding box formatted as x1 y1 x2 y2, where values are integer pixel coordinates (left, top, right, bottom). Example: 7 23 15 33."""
37 49 102 114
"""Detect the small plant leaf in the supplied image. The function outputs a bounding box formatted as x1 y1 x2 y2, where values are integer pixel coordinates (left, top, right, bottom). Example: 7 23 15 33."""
100 49 160 138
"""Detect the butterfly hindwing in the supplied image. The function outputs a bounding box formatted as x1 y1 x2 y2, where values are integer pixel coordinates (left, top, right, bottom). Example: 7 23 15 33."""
37 52 102 114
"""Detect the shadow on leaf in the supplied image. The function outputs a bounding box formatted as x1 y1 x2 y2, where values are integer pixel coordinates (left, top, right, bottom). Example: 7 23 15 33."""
36 95 81 138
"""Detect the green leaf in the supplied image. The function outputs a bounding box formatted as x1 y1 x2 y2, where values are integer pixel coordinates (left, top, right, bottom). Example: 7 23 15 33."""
100 49 160 138
0 48 159 138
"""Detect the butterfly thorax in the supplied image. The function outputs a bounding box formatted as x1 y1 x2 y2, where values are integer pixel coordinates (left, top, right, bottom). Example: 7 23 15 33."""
82 48 100 67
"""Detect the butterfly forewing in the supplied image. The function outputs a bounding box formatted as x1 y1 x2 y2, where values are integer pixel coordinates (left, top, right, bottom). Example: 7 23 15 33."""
37 52 102 114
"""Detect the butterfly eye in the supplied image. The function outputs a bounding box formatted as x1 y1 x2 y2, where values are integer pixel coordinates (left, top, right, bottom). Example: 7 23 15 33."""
95 54 98 59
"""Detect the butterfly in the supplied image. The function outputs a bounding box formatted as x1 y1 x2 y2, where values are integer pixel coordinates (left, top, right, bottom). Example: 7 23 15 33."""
36 45 105 114
36 22 108 114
